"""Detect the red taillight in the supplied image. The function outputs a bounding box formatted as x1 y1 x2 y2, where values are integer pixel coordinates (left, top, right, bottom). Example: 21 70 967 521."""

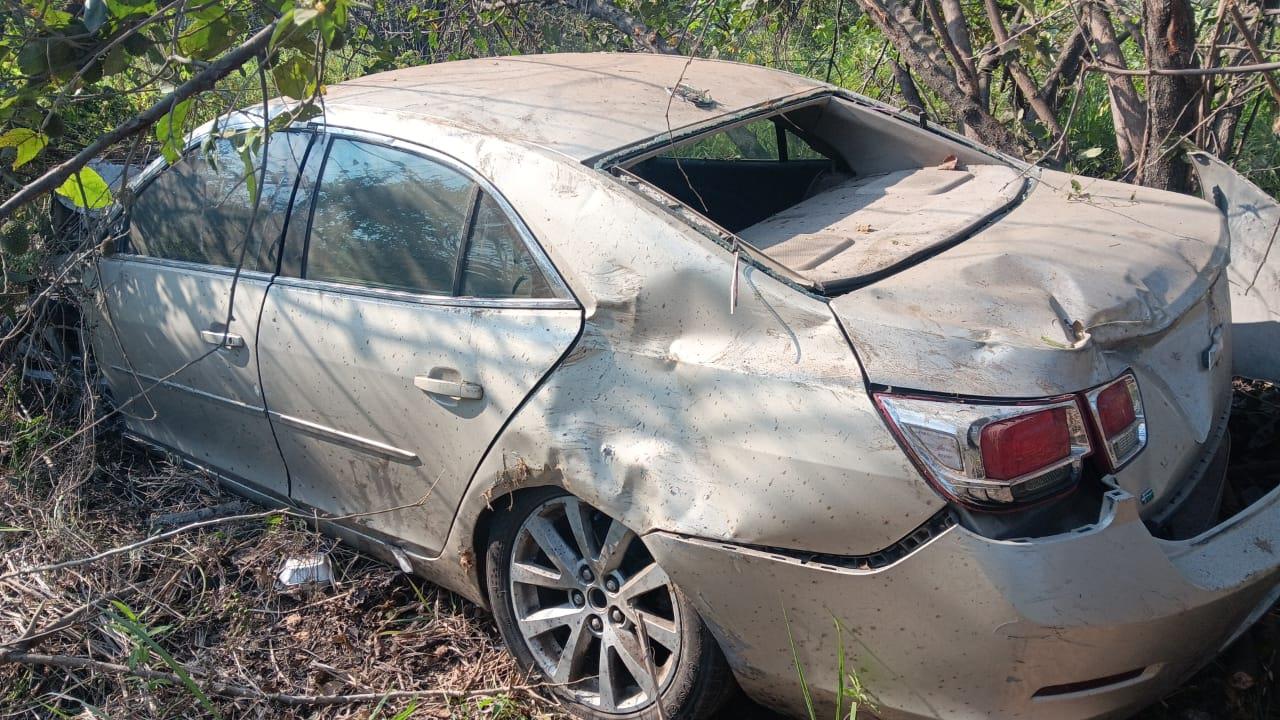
875 394 1092 508
1095 381 1137 436
980 408 1072 480
1085 373 1147 471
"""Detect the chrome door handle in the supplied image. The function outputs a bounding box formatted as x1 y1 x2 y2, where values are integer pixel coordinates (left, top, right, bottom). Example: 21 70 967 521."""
414 375 484 400
200 330 245 348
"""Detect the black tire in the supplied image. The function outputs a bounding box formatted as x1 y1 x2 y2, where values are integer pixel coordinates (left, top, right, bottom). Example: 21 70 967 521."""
486 487 736 720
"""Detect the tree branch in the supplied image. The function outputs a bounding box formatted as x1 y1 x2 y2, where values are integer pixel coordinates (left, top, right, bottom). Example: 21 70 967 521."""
0 21 279 223
852 0 1023 153
1227 4 1280 105
1081 3 1146 168
1086 59 1280 76
980 0 1063 139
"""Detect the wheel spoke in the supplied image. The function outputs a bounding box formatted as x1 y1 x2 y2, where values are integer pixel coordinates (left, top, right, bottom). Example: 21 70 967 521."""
552 614 593 684
610 626 659 700
518 605 582 638
597 519 635 574
618 562 670 603
510 560 576 591
524 514 582 577
598 638 619 711
638 611 679 652
563 497 600 569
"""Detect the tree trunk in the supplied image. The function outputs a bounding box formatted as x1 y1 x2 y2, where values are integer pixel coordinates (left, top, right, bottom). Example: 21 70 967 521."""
854 0 1023 154
1140 0 1200 191
1084 4 1147 171
890 58 927 114
981 0 1063 141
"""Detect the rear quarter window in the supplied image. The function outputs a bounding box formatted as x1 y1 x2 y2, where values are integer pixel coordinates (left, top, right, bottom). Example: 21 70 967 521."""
460 193 553 299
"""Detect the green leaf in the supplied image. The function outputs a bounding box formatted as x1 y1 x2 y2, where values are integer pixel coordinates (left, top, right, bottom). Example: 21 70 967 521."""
179 5 238 59
102 44 129 77
269 8 297 52
17 42 50 77
0 128 49 170
292 7 320 27
155 98 191 164
271 54 315 99
108 606 223 720
1079 147 1104 159
54 167 113 209
106 0 157 20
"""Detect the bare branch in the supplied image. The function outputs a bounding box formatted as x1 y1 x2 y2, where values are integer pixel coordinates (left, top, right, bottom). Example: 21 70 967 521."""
0 21 279 223
1227 4 1280 105
1082 3 1146 168
852 0 1023 153
980 0 1063 140
1085 59 1280 76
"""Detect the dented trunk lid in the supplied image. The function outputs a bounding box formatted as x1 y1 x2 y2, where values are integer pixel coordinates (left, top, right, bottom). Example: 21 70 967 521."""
831 168 1234 513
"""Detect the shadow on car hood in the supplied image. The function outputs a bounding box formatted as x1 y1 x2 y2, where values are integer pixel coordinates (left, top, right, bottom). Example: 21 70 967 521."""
831 167 1229 397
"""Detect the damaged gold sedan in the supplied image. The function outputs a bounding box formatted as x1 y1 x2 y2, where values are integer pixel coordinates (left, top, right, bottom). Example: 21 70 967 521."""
87 53 1280 719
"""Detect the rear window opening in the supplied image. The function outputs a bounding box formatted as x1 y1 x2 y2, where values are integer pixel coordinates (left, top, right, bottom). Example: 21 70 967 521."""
616 96 1027 295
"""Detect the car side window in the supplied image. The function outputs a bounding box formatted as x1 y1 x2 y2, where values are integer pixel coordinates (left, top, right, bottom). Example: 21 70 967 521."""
127 131 310 272
305 139 473 295
460 193 553 299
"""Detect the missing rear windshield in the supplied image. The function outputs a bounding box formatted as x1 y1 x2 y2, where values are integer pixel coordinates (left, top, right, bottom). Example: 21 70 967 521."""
629 110 846 234
616 96 1024 295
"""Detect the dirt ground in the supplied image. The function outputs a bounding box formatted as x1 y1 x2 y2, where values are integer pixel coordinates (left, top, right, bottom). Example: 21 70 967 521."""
1 378 1278 719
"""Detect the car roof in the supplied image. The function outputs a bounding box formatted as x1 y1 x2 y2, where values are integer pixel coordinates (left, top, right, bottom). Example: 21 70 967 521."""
322 53 826 162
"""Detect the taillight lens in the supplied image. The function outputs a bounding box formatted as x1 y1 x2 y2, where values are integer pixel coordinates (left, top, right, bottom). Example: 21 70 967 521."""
1085 373 1146 470
980 408 1071 480
875 394 1093 508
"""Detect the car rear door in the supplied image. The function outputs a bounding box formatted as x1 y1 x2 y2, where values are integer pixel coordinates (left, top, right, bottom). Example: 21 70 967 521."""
256 132 581 557
92 130 315 494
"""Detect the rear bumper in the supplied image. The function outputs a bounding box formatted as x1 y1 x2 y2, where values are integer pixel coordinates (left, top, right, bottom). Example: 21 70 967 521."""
646 481 1280 719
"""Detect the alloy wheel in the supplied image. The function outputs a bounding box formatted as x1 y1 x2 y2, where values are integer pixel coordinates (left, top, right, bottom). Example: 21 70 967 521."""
508 495 681 713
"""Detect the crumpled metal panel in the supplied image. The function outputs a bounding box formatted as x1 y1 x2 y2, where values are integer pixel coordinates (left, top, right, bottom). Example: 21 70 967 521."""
831 167 1230 397
646 483 1280 719
1190 151 1280 383
371 127 950 567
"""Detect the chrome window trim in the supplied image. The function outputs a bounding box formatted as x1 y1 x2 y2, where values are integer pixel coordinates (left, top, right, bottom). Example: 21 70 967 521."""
306 124 577 304
271 275 580 310
104 253 276 283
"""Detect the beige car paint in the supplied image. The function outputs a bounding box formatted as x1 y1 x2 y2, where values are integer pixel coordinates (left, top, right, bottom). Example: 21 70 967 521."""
85 54 1280 720
1191 151 1280 384
92 261 290 494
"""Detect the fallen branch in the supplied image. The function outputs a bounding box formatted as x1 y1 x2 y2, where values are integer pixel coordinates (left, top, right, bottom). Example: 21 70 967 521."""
149 501 251 531
0 650 558 706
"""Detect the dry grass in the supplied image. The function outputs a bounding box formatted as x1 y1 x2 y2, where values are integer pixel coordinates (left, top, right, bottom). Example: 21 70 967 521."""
0 397 554 719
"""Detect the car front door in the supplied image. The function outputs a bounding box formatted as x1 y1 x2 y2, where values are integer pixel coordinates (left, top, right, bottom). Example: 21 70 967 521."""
90 129 315 494
256 133 581 557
